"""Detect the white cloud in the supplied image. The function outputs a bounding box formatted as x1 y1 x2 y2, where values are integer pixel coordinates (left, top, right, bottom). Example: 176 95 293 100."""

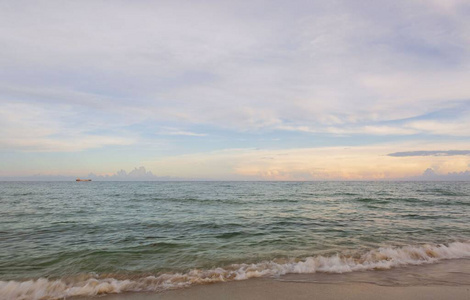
403 167 470 181
157 127 207 137
406 119 470 136
90 166 174 181
277 124 420 136
1 0 470 182
0 102 135 152
1 0 469 135
144 141 470 180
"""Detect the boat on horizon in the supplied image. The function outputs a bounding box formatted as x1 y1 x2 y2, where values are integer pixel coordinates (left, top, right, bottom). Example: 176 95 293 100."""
76 178 92 182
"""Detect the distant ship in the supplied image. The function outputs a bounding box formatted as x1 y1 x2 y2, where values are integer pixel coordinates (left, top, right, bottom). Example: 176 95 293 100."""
76 178 92 182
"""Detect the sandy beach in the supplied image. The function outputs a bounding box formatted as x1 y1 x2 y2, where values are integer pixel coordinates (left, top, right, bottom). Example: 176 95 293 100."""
81 278 470 300
80 259 470 300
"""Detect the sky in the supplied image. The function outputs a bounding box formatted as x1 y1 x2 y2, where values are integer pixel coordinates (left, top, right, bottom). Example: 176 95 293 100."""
1 0 470 180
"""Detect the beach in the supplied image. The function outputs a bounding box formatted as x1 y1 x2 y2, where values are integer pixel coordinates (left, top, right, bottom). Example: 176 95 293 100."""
89 281 470 300
3 1 470 299
84 259 470 300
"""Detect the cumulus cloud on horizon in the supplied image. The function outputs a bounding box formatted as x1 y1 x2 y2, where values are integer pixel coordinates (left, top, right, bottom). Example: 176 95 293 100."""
0 167 178 181
2 165 469 182
402 168 470 181
87 166 177 181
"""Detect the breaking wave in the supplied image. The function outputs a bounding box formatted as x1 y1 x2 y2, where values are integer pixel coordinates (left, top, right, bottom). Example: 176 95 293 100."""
2 241 470 300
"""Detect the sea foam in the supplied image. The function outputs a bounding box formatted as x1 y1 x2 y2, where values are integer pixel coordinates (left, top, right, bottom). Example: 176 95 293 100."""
2 241 470 300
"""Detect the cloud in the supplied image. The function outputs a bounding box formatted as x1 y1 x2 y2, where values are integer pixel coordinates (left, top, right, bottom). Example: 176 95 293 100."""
1 0 470 177
0 102 135 152
157 127 207 137
1 0 470 140
405 119 470 136
144 141 470 180
0 167 177 181
279 125 420 136
402 168 470 181
89 166 176 181
388 150 470 157
3 141 470 180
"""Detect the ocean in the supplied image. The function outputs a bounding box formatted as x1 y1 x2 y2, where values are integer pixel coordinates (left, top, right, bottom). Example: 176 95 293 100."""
1 181 470 299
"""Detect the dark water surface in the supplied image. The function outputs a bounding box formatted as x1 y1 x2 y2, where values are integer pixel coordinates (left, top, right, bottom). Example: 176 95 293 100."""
1 181 469 299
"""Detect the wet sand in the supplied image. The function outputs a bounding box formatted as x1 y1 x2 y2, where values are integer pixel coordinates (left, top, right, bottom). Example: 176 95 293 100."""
80 259 470 300
81 278 470 300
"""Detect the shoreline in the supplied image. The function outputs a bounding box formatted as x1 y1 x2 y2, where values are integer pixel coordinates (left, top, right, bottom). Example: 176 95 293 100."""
77 258 470 300
79 278 470 300
4 257 470 300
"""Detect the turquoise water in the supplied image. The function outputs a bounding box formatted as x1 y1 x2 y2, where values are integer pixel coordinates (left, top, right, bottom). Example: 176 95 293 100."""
1 181 470 299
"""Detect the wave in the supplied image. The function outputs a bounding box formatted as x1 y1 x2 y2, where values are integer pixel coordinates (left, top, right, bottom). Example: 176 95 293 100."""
355 197 390 204
2 241 470 300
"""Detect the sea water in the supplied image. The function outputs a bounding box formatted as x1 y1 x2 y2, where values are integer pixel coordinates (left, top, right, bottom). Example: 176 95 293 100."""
1 181 469 299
